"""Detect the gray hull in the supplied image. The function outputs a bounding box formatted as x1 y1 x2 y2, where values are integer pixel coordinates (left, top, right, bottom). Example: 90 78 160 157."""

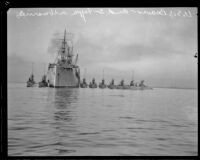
129 86 153 90
108 85 153 90
47 65 80 88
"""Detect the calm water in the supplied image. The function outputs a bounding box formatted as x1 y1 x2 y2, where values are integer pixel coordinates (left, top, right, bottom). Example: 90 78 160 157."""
8 82 197 156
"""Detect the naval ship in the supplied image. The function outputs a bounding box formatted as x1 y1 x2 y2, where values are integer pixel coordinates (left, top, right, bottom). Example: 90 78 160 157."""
27 63 36 87
47 29 80 88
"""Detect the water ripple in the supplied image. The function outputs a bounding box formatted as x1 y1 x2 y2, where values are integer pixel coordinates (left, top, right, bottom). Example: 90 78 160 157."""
8 83 198 156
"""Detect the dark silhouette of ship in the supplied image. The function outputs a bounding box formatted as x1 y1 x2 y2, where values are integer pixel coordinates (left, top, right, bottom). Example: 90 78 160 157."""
39 75 48 87
89 78 97 88
27 63 36 87
80 78 88 88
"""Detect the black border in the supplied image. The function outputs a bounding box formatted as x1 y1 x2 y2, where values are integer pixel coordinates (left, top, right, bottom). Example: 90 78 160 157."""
1 0 199 159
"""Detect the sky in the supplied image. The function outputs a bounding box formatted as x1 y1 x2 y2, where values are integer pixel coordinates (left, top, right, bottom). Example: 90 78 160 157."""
7 8 198 88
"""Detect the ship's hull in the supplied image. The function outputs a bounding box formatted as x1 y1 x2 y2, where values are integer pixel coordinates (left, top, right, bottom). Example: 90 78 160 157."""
118 86 153 90
47 65 80 88
99 84 107 89
107 85 117 89
38 81 48 87
89 83 97 88
107 85 153 90
129 86 153 90
27 81 36 87
80 83 88 88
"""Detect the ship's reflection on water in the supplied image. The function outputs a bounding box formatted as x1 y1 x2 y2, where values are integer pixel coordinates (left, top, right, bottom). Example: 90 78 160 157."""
53 88 78 121
48 88 79 154
8 83 197 156
49 88 79 125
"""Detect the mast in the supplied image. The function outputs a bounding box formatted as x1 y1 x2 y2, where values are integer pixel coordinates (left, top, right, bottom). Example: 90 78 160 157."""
64 29 66 43
61 29 67 60
65 29 74 64
31 62 34 81
31 62 34 78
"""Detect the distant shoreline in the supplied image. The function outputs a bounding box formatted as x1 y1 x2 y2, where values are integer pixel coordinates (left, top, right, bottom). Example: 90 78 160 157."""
7 81 197 90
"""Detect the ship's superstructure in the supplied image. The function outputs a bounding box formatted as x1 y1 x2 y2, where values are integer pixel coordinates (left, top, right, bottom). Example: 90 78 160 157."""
47 29 80 87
